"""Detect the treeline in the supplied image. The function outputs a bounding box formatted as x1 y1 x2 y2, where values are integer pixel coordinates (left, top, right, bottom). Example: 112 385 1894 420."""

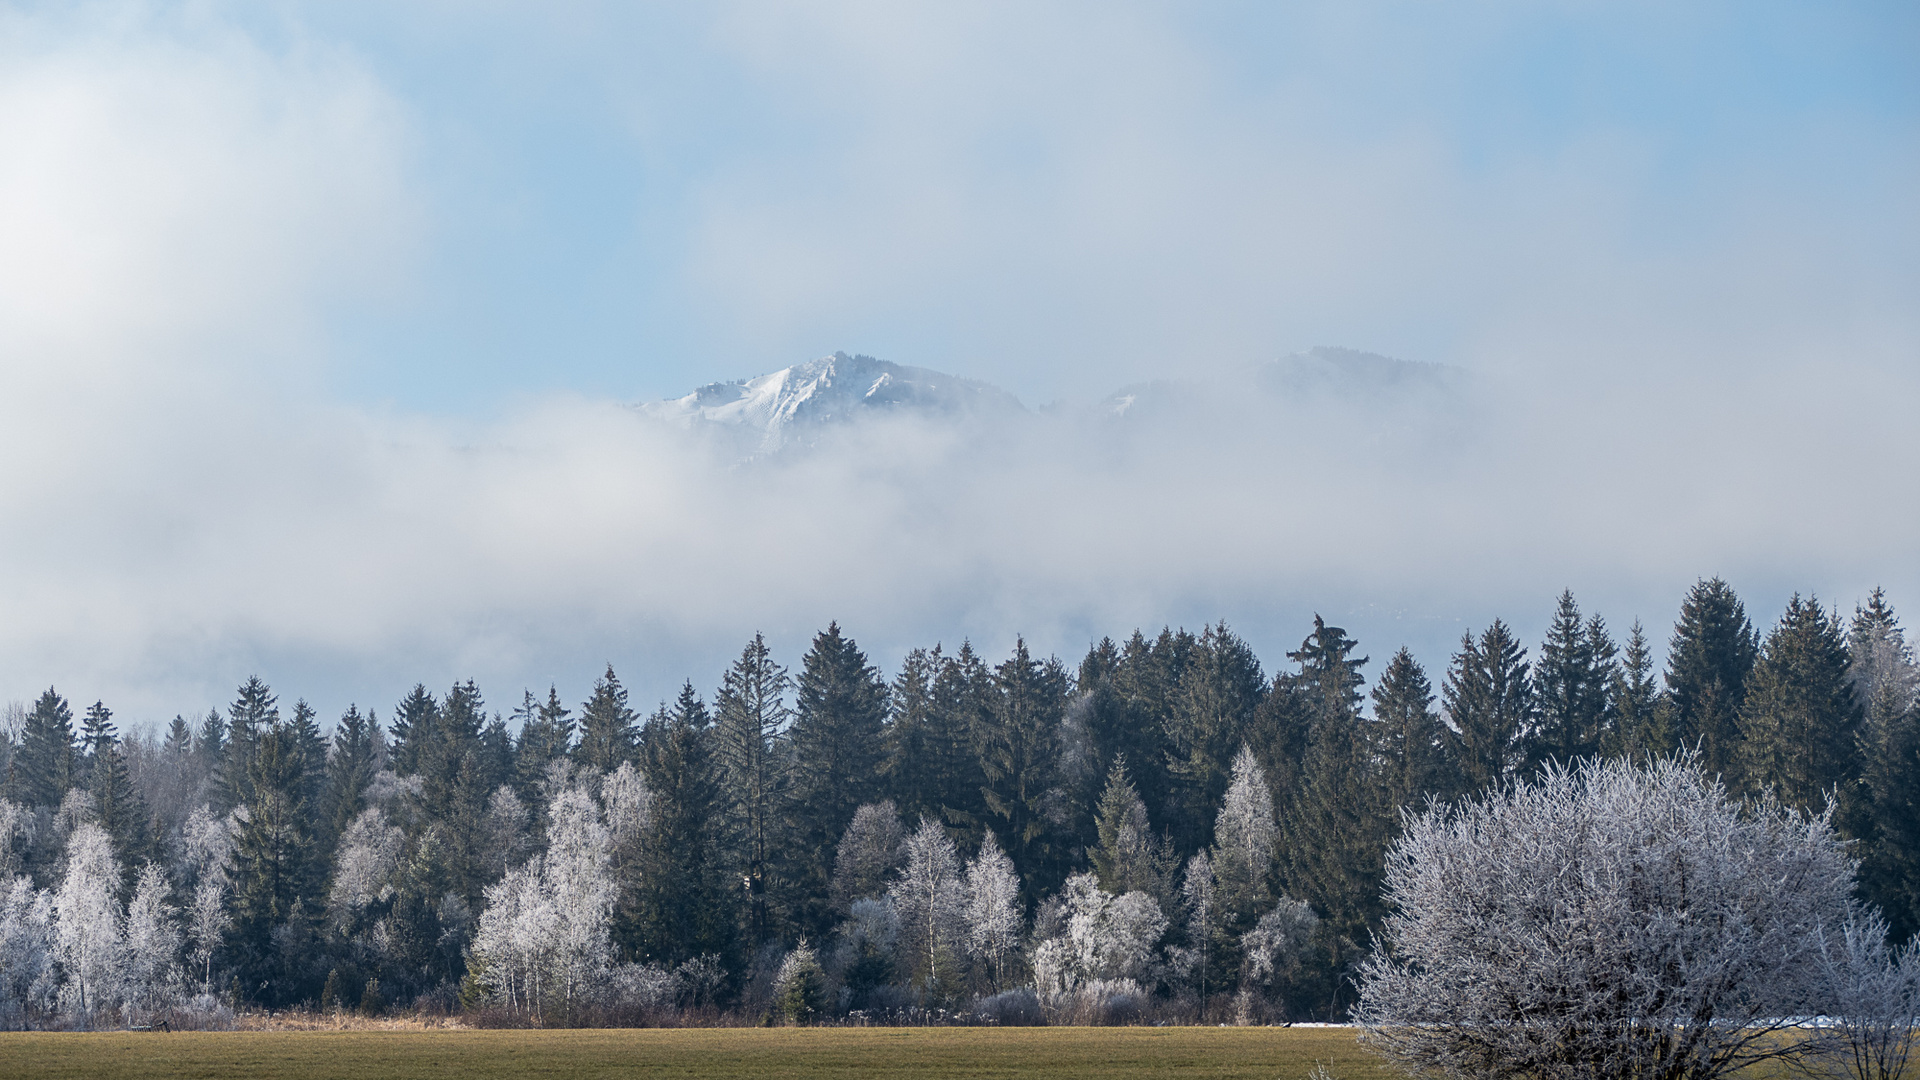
0 579 1914 1028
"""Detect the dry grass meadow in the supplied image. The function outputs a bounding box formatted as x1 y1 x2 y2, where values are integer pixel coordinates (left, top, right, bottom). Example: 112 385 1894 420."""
0 1025 1371 1080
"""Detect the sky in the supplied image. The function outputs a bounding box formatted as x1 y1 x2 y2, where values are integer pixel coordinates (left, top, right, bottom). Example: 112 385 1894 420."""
0 1 1915 730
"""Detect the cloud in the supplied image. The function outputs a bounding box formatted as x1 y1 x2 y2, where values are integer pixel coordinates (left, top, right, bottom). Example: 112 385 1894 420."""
0 3 1913 726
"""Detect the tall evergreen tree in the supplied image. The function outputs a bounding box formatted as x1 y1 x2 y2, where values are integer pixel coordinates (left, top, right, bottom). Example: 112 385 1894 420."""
1370 648 1447 809
1529 591 1618 770
412 680 492 904
1165 624 1265 853
1607 620 1669 759
322 705 381 851
1736 594 1861 812
1090 754 1177 911
229 712 325 1006
881 646 941 822
1441 620 1534 793
10 688 76 808
1665 577 1759 783
1847 589 1920 941
713 633 790 945
976 639 1073 897
81 703 150 879
222 676 280 809
576 666 639 772
785 623 890 937
621 684 736 970
513 687 574 799
387 684 438 777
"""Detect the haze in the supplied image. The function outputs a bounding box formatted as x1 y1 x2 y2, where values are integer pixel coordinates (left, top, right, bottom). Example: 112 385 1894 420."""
1 1 1914 724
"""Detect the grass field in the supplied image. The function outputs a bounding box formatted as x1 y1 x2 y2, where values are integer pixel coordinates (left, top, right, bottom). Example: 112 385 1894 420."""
0 1026 1371 1079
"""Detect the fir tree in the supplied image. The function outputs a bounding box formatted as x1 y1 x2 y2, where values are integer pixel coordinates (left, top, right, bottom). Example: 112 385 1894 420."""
82 704 150 883
222 676 280 809
1607 620 1669 758
785 623 890 938
1442 621 1534 793
1529 591 1618 770
230 714 324 1006
323 705 381 851
1090 755 1177 911
1369 648 1447 809
881 646 941 821
513 687 574 800
11 688 76 808
621 685 736 969
1848 589 1920 941
1737 594 1861 812
1665 577 1759 784
576 666 638 772
387 684 438 777
713 634 790 946
1165 624 1265 853
976 639 1072 898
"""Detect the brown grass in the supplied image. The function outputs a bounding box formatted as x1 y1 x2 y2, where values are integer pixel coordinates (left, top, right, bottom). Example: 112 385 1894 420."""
0 1025 1369 1079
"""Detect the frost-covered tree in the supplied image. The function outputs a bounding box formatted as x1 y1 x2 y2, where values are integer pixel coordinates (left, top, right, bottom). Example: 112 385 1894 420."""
53 823 124 1024
0 876 56 1028
1211 746 1274 930
1030 873 1167 994
1240 897 1316 999
121 863 183 1021
888 817 966 999
1177 851 1220 999
829 801 905 914
327 808 404 922
772 939 828 1024
0 799 30 879
962 830 1023 994
1089 756 1176 912
1358 754 1861 1080
1814 910 1920 1080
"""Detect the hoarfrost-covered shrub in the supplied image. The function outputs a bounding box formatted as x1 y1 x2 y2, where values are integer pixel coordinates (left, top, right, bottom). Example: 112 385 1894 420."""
971 987 1044 1026
0 876 56 1029
1358 754 1861 1080
1032 873 1167 996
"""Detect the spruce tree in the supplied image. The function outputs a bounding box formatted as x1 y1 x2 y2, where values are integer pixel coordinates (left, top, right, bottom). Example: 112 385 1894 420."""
621 684 736 969
386 684 437 777
11 688 76 808
322 705 381 851
713 633 790 946
230 714 324 1006
976 639 1072 897
513 687 574 799
82 703 150 881
928 643 994 836
1165 623 1265 853
576 666 639 772
1369 648 1447 808
1529 591 1618 770
881 646 940 821
1607 620 1670 759
222 676 280 809
1441 621 1534 793
1848 589 1920 941
785 623 890 937
1665 577 1759 784
1089 754 1178 912
412 680 492 904
1736 594 1861 812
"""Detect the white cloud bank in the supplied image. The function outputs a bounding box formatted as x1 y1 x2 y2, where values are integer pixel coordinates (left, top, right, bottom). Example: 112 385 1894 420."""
0 4 1913 724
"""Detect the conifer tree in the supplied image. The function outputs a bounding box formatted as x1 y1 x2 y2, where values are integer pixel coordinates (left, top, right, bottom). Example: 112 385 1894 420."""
1847 589 1920 941
1090 755 1177 911
1212 746 1276 938
928 643 994 835
513 687 574 800
713 634 790 945
976 640 1072 897
785 623 890 937
323 705 381 851
1441 621 1534 793
386 684 437 777
1165 624 1265 853
1607 620 1669 758
411 680 492 904
11 688 76 808
1665 577 1759 783
1529 591 1618 770
222 676 280 809
230 712 324 1006
82 704 150 882
576 666 638 772
1369 648 1447 809
1737 594 1861 812
622 684 736 969
881 646 940 821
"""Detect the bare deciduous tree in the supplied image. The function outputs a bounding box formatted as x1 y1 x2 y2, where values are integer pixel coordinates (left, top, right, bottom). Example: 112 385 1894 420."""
1358 755 1860 1080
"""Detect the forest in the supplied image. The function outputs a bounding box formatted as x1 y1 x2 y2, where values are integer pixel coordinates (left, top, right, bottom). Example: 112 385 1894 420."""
0 578 1915 1029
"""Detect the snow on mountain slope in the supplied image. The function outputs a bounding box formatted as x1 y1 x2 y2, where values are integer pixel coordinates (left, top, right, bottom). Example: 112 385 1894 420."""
637 352 1025 453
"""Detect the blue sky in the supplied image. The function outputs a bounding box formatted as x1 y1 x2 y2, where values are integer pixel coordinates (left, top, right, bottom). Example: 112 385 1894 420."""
0 2 1915 723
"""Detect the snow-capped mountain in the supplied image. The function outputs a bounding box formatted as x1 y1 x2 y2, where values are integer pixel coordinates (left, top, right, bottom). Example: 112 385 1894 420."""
637 352 1025 453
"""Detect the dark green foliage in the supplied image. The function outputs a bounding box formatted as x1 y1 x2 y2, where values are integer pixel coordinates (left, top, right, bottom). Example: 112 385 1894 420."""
785 623 890 938
576 666 639 772
229 690 326 1007
1165 624 1265 853
1369 648 1447 809
621 684 737 970
1665 577 1759 784
11 688 76 808
386 684 438 777
1607 620 1669 759
1441 620 1534 793
714 634 790 945
1528 591 1617 770
1848 589 1920 942
973 640 1074 897
513 687 574 798
323 705 381 849
1090 755 1177 910
1737 594 1861 811
82 703 151 882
